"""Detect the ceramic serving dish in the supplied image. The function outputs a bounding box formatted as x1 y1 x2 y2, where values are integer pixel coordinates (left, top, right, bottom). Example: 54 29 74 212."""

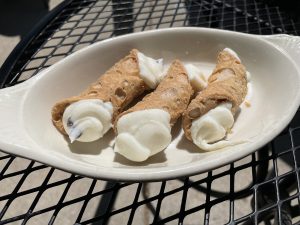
0 27 299 181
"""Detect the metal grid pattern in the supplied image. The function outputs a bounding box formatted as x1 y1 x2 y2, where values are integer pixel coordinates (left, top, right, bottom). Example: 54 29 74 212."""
2 0 300 86
0 0 300 224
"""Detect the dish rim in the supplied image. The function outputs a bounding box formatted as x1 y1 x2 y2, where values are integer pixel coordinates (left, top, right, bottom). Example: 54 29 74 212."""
0 27 300 181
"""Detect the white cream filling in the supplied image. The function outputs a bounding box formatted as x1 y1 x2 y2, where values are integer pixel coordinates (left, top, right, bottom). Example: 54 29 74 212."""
191 103 235 151
63 99 113 143
246 71 251 82
184 64 207 91
224 48 241 62
245 71 252 102
137 52 164 89
114 109 172 162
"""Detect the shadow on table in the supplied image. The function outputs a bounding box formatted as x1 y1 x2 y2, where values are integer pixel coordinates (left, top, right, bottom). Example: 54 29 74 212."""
0 0 49 39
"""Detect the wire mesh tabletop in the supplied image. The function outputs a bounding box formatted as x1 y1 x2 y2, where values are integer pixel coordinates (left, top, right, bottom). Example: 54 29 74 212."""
0 0 300 224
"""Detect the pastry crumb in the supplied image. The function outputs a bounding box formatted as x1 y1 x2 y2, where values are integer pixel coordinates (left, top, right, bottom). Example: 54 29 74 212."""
244 100 251 107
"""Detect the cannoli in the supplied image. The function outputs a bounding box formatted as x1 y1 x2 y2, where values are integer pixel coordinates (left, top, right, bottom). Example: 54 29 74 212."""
114 60 194 162
182 48 248 150
52 49 164 142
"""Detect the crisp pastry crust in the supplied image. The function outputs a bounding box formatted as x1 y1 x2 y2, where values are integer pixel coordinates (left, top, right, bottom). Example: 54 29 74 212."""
115 60 194 133
52 49 149 135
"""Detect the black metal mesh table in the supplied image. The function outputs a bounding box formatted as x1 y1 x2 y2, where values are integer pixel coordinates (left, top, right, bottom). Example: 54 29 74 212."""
1 0 300 224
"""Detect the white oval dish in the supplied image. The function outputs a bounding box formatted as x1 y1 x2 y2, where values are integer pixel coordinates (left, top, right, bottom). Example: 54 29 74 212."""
0 28 300 181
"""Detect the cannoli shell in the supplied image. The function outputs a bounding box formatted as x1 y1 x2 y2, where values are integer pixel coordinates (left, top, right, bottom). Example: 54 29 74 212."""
183 50 247 140
52 49 149 135
115 60 194 132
